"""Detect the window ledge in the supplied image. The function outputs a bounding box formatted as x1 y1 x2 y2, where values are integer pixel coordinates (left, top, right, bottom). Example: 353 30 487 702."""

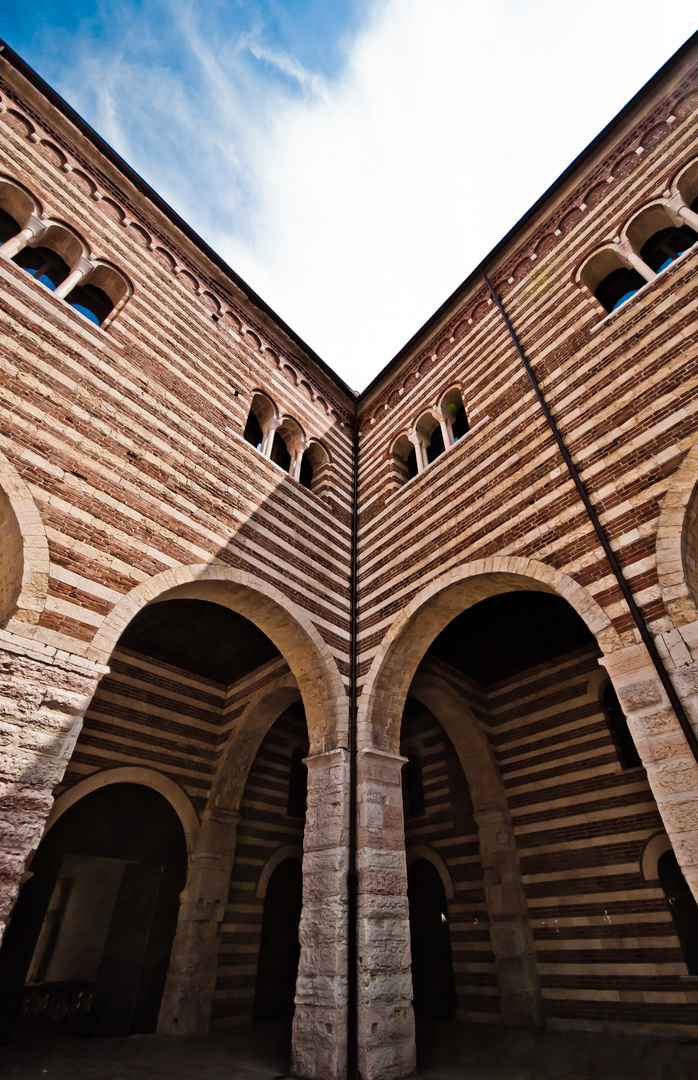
389 415 490 499
0 258 123 349
589 243 697 333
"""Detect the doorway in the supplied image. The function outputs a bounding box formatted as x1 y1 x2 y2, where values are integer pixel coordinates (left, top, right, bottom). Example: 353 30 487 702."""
0 783 187 1037
408 859 456 1020
253 858 303 1022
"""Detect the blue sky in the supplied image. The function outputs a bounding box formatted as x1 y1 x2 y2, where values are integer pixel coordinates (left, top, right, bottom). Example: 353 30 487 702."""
3 2 697 388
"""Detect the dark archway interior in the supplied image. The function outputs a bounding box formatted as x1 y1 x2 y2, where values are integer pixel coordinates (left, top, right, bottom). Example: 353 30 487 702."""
253 858 303 1022
658 850 698 975
428 590 596 685
119 598 279 683
408 859 456 1021
0 784 187 1038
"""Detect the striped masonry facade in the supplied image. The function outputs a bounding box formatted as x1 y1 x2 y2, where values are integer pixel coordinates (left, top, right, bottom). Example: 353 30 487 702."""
401 699 499 1022
213 703 308 1024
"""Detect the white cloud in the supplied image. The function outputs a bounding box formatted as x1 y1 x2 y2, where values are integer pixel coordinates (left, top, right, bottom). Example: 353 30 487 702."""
212 0 698 389
31 0 698 390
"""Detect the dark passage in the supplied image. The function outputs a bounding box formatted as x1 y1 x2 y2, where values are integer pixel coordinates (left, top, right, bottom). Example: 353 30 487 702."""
0 783 186 1038
408 859 456 1020
254 858 303 1022
658 849 698 975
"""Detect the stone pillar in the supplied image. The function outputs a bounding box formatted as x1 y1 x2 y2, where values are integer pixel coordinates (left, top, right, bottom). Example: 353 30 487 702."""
260 416 282 459
474 806 542 1028
52 257 92 300
0 632 104 945
292 748 350 1080
616 238 656 283
407 431 428 474
158 806 239 1034
0 215 45 261
356 748 415 1080
600 638 698 902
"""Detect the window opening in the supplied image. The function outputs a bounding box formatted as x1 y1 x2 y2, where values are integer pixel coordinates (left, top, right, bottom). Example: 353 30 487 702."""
299 455 313 490
426 425 445 464
403 752 426 819
0 207 20 244
602 681 641 768
451 405 469 440
243 409 264 451
270 431 291 472
595 267 646 313
640 225 698 273
657 849 698 975
406 447 418 479
67 283 114 326
287 747 308 819
14 246 70 291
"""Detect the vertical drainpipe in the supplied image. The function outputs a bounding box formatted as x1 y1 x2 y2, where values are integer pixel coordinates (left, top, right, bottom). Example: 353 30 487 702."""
480 267 698 764
347 402 359 1080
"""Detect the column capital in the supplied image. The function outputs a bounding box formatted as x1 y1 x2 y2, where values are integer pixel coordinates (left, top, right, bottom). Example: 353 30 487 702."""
304 746 350 770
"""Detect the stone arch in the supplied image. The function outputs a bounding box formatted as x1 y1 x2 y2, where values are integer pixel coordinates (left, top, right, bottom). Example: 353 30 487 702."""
405 845 454 901
44 767 199 855
641 832 672 881
656 436 698 626
0 448 50 630
86 562 346 754
209 670 302 815
256 844 304 898
359 555 621 754
405 665 542 1027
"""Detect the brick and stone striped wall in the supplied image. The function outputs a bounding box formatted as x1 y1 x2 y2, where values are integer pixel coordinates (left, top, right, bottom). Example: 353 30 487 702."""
213 703 308 1024
401 699 499 1022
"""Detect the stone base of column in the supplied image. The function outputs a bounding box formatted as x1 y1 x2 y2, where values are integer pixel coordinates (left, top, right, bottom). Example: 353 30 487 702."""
158 933 220 1034
292 1004 347 1080
0 638 103 945
357 1003 416 1080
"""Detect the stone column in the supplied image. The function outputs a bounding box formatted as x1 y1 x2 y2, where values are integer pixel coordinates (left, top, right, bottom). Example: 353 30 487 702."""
0 631 104 945
474 806 542 1028
356 747 415 1080
0 215 45 261
616 238 656 283
158 806 239 1034
292 748 350 1080
52 257 93 300
600 638 698 902
407 431 428 474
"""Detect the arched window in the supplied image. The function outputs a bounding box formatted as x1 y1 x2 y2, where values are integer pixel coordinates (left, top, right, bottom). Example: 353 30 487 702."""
579 247 645 314
392 433 418 485
14 246 70 290
299 439 330 495
0 206 20 244
601 681 641 769
626 204 698 274
640 225 698 273
274 417 305 477
415 411 443 466
657 849 698 975
403 752 426 819
244 392 277 453
440 386 469 444
0 176 40 245
270 431 291 472
287 747 308 820
13 223 84 293
68 263 132 326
